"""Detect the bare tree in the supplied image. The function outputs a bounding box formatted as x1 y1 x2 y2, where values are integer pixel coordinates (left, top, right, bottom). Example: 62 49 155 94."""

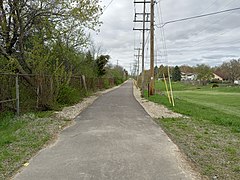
221 59 240 84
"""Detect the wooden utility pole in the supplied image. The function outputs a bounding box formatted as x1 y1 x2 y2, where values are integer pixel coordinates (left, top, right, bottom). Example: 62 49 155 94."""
149 0 155 95
134 48 141 82
133 0 150 97
141 2 146 97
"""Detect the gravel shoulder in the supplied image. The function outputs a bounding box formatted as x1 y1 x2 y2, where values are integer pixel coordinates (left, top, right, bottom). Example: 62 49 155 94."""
132 81 205 180
132 82 182 119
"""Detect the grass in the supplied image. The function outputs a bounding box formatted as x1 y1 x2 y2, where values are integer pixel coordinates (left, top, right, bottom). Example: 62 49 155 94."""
0 112 70 179
145 81 240 179
152 81 240 132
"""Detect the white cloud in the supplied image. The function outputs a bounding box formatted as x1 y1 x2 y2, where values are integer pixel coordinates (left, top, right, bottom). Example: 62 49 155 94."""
91 0 240 73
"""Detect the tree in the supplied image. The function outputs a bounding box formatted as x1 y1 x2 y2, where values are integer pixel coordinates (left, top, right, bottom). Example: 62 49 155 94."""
158 65 168 78
180 65 194 73
154 66 159 77
172 66 181 81
0 0 102 84
96 55 110 77
221 59 240 84
105 65 125 85
195 64 213 85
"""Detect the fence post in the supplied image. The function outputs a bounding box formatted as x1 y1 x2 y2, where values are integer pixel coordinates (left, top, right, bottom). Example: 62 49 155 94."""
82 75 87 91
16 73 20 116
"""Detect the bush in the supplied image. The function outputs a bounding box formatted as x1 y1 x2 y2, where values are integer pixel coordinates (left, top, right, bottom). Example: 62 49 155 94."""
57 85 82 105
103 79 110 89
212 84 219 88
114 77 123 85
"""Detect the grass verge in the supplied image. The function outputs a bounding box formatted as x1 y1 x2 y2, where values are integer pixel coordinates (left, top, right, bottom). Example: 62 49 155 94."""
0 112 70 179
145 81 240 179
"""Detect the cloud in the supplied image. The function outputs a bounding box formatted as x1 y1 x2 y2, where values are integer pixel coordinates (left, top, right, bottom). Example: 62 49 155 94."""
202 54 238 59
90 0 240 73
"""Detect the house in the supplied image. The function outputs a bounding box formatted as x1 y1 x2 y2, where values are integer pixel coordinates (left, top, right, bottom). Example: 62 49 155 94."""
213 71 229 81
212 73 224 81
181 72 197 81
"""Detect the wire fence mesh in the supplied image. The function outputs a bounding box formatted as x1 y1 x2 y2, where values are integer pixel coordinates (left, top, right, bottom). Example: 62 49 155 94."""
0 73 115 114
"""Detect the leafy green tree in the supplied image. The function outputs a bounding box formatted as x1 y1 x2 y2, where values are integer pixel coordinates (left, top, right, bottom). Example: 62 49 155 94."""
154 66 159 77
0 0 102 83
196 64 213 85
158 65 167 78
96 55 110 77
172 66 181 81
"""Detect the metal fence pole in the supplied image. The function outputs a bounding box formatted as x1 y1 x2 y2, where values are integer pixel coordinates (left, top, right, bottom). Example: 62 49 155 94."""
16 73 20 116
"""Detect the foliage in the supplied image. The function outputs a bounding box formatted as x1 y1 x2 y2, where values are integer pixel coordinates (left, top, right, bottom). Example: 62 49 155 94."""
212 84 219 88
0 0 102 84
158 65 169 78
195 64 213 85
220 59 240 83
172 66 181 81
105 65 126 85
179 65 195 73
96 55 110 77
57 85 84 106
154 66 159 76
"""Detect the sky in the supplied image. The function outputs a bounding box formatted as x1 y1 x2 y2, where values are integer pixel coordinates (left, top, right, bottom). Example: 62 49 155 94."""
91 0 240 73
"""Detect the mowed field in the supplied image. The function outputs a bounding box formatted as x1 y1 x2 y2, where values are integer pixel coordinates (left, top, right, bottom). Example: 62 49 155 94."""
153 81 240 130
146 81 240 179
174 89 240 118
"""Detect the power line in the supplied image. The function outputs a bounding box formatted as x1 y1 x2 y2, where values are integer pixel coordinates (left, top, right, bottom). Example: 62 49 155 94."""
156 7 240 28
103 0 115 13
199 0 218 14
186 0 237 39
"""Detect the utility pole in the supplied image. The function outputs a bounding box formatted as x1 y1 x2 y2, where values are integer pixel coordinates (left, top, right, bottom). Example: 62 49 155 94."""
130 63 132 76
133 0 150 97
149 0 155 95
117 60 119 67
134 48 141 81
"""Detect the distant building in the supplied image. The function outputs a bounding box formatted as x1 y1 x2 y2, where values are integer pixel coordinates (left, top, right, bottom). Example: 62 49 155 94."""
234 80 240 85
212 73 224 82
181 72 197 81
211 71 228 82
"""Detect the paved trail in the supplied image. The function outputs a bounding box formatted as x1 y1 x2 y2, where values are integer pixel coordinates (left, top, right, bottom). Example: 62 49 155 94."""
14 81 199 180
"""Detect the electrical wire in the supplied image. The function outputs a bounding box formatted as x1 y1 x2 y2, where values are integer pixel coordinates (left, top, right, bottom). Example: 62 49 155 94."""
156 6 240 28
103 0 115 13
186 0 237 40
199 0 218 14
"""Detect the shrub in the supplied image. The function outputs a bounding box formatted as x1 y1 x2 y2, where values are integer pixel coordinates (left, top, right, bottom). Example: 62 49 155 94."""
57 85 82 105
103 79 110 89
212 84 219 88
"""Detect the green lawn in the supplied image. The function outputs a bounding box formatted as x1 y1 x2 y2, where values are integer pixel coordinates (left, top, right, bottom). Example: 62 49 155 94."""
152 80 240 131
145 81 240 179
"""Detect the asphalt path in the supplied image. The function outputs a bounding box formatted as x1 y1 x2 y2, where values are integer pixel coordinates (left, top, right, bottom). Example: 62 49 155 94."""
14 81 198 180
